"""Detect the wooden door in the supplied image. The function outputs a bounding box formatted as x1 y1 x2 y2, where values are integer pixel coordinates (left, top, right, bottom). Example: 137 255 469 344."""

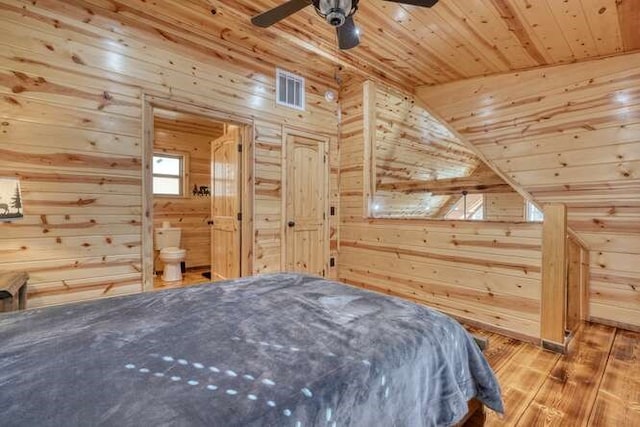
285 132 328 277
211 126 241 281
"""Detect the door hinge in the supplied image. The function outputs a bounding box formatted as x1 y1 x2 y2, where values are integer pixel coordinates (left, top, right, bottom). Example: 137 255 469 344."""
323 212 326 220
323 154 326 163
237 212 242 221
238 144 243 153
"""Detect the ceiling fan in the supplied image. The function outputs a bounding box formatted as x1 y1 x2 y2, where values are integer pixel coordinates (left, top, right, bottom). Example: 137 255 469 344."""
251 0 439 50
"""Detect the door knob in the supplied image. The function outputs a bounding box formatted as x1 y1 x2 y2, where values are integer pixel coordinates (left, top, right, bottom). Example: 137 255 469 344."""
287 221 295 227
207 220 214 225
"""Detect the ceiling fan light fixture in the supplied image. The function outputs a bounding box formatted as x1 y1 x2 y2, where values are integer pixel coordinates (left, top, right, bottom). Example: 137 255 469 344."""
312 0 358 27
326 9 346 27
251 0 439 50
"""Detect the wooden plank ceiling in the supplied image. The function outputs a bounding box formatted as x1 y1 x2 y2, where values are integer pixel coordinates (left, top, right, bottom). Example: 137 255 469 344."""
66 0 640 93
214 0 636 91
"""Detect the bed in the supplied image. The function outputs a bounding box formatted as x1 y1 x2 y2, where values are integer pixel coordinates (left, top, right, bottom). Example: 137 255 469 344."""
0 273 503 426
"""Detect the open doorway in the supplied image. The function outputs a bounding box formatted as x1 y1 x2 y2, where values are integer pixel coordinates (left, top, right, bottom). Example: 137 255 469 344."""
142 97 253 291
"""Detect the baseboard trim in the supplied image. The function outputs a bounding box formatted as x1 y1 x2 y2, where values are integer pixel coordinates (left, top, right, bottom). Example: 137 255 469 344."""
452 314 540 346
541 338 566 354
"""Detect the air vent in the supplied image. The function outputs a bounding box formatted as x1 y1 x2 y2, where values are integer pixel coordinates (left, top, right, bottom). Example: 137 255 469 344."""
276 68 305 111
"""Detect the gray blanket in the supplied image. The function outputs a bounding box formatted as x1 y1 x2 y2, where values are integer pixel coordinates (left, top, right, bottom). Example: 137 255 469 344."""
0 273 503 426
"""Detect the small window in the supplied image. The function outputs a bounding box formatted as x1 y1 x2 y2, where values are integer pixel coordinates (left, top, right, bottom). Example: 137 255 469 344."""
153 153 185 196
276 68 305 111
445 193 484 220
526 201 544 222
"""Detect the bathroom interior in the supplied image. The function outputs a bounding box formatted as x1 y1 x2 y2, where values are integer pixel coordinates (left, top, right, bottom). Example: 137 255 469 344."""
152 109 240 288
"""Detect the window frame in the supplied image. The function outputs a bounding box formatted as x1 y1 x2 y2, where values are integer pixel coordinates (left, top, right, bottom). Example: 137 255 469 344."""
152 152 188 197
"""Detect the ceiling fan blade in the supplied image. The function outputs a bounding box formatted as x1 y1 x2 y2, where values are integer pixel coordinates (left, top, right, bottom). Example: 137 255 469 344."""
251 0 311 28
383 0 439 7
337 16 360 50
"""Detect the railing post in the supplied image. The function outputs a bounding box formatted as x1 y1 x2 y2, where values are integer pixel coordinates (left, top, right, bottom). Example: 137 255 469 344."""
541 203 568 351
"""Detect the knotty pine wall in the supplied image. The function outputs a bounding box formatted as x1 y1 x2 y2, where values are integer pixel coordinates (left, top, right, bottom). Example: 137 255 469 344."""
418 52 640 330
252 121 340 276
485 193 526 222
153 115 222 270
0 0 338 307
339 79 544 341
373 83 480 219
375 84 480 183
371 83 516 219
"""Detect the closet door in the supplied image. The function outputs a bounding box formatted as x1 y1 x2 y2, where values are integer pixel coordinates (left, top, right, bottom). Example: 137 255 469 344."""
284 131 328 277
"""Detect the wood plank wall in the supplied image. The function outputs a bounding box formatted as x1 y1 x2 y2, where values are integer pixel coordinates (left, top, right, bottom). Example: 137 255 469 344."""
253 121 339 279
376 85 480 183
254 121 284 275
0 0 338 307
372 84 515 218
485 193 526 222
418 52 640 330
153 115 223 270
339 79 544 341
369 82 530 226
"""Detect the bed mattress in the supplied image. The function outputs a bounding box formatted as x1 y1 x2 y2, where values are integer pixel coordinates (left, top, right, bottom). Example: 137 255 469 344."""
0 273 503 426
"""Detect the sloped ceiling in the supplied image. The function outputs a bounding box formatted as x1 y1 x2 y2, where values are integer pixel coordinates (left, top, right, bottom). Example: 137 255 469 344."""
417 52 640 328
221 0 639 88
64 0 640 92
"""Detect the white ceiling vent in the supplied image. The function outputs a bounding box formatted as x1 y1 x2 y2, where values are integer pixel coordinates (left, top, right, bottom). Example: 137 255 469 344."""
276 68 305 111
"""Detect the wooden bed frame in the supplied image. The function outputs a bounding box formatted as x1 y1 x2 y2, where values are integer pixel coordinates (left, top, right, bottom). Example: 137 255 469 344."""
456 398 486 426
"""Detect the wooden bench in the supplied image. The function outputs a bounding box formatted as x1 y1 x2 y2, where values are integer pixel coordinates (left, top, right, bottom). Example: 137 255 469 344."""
0 271 29 313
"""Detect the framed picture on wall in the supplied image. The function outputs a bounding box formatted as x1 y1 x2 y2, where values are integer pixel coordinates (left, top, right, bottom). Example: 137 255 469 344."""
0 178 24 221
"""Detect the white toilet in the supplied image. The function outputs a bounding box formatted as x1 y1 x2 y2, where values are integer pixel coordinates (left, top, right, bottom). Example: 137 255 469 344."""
154 223 187 282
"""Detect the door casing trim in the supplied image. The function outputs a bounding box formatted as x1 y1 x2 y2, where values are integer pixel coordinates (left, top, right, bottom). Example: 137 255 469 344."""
142 94 254 291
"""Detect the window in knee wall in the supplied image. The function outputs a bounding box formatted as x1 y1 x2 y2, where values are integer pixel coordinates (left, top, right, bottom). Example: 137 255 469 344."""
526 201 544 222
445 193 485 220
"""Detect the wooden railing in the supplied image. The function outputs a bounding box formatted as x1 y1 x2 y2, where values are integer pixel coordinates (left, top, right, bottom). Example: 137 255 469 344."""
540 204 590 352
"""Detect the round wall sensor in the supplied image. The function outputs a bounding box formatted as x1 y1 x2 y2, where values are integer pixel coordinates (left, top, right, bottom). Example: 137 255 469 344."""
324 90 336 102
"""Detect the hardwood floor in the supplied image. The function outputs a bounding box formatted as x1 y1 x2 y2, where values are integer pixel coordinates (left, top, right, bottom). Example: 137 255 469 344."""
152 267 211 290
468 323 640 426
